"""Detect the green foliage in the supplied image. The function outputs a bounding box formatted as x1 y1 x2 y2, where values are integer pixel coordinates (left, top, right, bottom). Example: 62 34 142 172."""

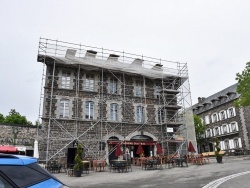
0 113 5 123
73 144 84 171
3 109 32 125
235 62 250 107
194 114 205 145
214 137 222 157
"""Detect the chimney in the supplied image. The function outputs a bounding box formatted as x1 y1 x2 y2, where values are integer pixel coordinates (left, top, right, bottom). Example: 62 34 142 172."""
130 58 144 68
151 63 163 71
65 49 77 58
85 50 97 58
198 97 202 103
108 54 119 61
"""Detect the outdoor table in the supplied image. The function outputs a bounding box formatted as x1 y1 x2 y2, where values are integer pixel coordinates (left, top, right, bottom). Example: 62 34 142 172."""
144 159 158 170
82 160 90 173
110 160 127 173
174 157 188 167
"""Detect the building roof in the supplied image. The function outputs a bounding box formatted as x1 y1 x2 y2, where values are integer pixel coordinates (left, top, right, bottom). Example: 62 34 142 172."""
192 83 239 114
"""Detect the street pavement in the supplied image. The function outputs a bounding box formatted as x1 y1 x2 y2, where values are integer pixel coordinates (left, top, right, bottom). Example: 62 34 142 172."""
54 156 250 188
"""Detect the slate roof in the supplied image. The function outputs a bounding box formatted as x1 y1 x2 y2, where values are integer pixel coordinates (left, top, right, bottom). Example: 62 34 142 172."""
192 83 239 114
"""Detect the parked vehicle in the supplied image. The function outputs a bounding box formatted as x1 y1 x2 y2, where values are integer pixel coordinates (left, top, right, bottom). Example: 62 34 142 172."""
0 153 68 188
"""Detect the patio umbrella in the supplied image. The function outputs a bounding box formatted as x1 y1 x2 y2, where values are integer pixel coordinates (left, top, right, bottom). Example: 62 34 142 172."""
156 143 163 155
115 144 123 157
33 140 39 158
0 145 17 153
188 141 196 153
136 143 144 155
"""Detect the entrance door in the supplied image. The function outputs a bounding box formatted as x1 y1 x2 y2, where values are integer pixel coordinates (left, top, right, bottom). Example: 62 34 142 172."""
67 148 77 168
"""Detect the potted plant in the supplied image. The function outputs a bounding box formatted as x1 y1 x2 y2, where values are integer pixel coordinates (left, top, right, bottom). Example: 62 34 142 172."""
73 144 84 177
214 137 223 163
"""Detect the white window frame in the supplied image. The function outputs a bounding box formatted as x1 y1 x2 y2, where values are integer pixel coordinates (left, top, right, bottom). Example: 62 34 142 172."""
61 72 71 89
85 75 95 91
212 113 218 123
231 122 238 132
224 140 230 150
85 101 94 120
219 110 227 120
228 107 236 118
110 103 118 121
60 99 70 118
205 115 210 125
136 106 144 123
109 78 118 94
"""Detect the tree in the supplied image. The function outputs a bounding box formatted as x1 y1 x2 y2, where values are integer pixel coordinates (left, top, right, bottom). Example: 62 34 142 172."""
235 62 250 107
3 109 32 125
194 114 206 152
0 113 5 123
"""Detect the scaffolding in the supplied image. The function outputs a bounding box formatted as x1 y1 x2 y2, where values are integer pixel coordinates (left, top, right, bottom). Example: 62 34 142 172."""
37 37 196 163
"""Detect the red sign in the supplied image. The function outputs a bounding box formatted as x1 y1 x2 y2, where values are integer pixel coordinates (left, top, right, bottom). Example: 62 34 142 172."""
108 141 156 146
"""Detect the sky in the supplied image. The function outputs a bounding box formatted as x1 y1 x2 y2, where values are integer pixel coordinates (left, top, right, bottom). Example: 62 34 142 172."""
0 0 249 124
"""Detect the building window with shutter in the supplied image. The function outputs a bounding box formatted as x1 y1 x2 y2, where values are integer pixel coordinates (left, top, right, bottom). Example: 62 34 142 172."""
109 78 118 94
233 138 239 148
228 107 236 118
61 72 71 89
85 101 94 120
224 140 229 150
205 115 210 125
220 110 226 120
110 103 118 121
222 125 228 134
212 113 218 123
214 127 220 136
60 99 70 118
231 122 238 132
136 106 144 123
85 75 95 91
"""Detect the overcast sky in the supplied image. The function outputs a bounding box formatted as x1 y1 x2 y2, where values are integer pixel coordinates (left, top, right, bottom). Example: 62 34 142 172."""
0 0 249 123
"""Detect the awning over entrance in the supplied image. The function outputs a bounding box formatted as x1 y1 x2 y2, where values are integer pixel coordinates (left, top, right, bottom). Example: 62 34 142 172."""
108 141 156 146
0 145 18 153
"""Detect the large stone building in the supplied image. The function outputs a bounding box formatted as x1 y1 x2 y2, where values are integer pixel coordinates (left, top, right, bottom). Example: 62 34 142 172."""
192 83 250 154
37 38 196 164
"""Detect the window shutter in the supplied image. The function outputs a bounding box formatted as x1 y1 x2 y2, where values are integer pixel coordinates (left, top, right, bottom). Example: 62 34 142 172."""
221 141 225 150
210 129 213 137
221 126 224 134
233 108 236 116
227 109 230 118
228 124 232 132
213 128 216 136
229 139 234 149
238 138 242 148
218 113 221 121
224 111 227 119
211 115 214 123
218 127 221 135
236 122 239 131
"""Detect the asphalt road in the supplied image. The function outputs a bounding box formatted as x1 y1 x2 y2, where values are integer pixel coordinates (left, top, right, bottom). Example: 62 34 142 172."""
55 156 250 188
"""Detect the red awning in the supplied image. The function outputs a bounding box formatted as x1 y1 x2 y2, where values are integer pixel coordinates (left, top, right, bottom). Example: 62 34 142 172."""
0 145 17 153
108 141 156 146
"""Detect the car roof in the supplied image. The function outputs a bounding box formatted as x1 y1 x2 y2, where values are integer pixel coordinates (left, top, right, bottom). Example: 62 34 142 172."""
0 153 38 165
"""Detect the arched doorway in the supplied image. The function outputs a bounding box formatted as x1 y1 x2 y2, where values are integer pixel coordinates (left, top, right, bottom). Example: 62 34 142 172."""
107 136 119 161
130 135 154 158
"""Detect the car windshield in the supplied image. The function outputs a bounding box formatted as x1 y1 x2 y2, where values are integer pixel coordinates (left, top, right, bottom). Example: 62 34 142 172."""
0 163 62 188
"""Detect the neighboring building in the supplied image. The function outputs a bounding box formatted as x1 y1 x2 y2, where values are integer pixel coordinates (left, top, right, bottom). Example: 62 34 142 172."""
192 83 250 154
37 38 195 163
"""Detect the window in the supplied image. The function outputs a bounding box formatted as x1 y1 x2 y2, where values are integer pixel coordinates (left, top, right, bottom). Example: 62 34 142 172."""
60 99 70 118
61 72 70 89
214 127 220 136
231 122 238 132
158 107 166 124
219 111 227 120
109 79 118 94
206 129 212 138
135 80 143 97
136 106 144 123
205 115 210 125
222 125 228 134
155 83 162 95
110 103 118 121
85 101 94 120
233 138 239 148
224 140 229 150
212 113 218 123
85 75 94 91
228 107 236 117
